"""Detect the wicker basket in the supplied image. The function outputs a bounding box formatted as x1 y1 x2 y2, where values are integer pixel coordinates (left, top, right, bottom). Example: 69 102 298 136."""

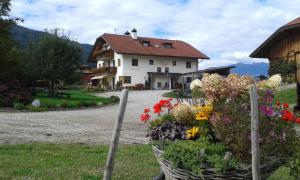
152 145 283 180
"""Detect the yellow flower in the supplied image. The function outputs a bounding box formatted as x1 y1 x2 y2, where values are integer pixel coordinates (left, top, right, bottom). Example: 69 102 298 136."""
186 126 200 139
194 104 213 121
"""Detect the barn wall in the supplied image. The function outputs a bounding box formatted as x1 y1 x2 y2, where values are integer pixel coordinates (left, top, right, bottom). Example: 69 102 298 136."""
269 33 300 61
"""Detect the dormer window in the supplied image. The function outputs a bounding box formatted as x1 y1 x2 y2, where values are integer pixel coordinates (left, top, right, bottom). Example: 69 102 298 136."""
142 41 150 47
163 42 173 48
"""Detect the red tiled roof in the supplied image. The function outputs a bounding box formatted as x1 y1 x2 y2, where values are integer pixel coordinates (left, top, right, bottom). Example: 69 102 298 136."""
96 33 209 59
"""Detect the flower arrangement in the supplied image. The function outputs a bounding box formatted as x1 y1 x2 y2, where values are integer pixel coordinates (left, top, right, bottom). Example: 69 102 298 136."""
140 73 300 178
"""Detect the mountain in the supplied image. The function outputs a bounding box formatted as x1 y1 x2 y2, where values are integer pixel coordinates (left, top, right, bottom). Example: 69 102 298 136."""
231 62 269 76
10 25 94 64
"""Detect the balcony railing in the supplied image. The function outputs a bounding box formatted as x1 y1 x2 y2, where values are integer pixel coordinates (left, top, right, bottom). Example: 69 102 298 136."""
91 67 117 75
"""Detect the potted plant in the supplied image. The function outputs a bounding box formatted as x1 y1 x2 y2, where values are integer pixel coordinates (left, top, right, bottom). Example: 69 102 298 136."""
140 74 300 179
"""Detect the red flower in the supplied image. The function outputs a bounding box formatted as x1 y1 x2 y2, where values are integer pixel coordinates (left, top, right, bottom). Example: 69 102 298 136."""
143 108 150 113
276 101 281 106
282 109 293 121
283 103 289 108
140 113 150 122
294 118 300 124
153 103 162 113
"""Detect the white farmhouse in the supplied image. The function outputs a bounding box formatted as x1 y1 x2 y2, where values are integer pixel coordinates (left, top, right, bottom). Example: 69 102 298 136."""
88 29 209 89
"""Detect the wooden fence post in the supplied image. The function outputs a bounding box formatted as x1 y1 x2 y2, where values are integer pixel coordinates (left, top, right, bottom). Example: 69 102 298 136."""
250 85 261 180
103 89 129 180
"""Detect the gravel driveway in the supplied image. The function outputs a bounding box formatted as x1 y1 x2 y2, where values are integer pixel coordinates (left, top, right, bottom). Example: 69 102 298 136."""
0 90 169 144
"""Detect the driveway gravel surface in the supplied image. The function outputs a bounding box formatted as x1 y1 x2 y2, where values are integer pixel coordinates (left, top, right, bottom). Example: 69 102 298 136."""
0 90 169 144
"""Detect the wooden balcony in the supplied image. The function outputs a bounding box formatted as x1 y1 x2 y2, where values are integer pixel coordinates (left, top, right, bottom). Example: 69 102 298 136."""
91 67 117 76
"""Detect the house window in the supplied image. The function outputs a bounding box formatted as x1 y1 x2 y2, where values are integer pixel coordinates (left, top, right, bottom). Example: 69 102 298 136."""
164 43 172 48
165 82 169 88
118 59 121 67
157 82 162 89
165 67 169 73
108 61 111 67
142 41 150 47
149 59 154 65
186 61 191 68
132 59 138 66
186 77 192 83
124 76 131 84
172 61 176 66
112 60 115 67
157 67 161 72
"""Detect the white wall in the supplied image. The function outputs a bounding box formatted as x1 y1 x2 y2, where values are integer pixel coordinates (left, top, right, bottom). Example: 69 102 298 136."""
120 54 198 85
96 52 199 88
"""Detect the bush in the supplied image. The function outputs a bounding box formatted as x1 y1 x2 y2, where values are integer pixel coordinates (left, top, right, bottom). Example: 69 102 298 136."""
171 103 195 124
84 85 106 92
13 102 26 110
109 96 120 103
163 138 239 174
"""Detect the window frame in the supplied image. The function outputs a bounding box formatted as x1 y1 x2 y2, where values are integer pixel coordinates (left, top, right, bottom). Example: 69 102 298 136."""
172 61 176 66
124 76 131 84
118 59 121 67
165 67 169 73
186 61 191 68
149 59 154 65
186 77 192 83
132 59 138 66
157 67 161 73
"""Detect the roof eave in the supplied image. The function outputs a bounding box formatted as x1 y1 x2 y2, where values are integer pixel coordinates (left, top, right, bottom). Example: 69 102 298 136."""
250 23 300 58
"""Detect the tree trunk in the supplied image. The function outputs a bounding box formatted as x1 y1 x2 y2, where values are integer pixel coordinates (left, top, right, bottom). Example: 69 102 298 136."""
49 80 55 95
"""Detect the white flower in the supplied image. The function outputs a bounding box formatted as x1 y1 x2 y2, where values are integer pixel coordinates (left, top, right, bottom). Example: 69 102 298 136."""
268 74 282 85
190 79 202 89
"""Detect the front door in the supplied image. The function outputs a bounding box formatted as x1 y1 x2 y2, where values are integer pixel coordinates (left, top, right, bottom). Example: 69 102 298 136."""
171 77 174 89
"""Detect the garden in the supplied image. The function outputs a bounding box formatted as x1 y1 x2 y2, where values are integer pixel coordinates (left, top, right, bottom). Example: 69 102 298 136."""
10 90 119 111
141 73 300 179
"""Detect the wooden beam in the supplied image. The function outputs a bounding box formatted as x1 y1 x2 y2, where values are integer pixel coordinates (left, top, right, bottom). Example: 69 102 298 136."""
103 89 129 180
250 85 261 180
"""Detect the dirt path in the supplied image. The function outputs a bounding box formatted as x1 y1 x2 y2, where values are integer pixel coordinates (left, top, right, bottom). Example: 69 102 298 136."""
0 90 169 144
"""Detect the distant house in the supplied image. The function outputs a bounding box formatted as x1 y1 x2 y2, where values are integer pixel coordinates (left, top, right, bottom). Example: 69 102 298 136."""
250 17 300 109
88 29 209 89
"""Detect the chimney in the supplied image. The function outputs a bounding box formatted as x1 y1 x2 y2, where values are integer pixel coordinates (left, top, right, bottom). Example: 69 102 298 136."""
131 28 137 39
124 31 130 36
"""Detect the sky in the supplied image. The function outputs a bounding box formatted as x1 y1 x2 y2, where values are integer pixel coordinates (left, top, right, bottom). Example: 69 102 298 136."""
10 0 300 69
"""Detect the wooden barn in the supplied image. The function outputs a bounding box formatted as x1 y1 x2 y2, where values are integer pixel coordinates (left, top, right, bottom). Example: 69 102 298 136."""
250 17 300 110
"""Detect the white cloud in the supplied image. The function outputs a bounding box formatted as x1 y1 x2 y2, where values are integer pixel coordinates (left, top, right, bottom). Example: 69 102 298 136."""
9 0 300 67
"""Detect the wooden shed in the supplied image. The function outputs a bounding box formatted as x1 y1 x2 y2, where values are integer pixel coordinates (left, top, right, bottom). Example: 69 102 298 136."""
250 17 300 110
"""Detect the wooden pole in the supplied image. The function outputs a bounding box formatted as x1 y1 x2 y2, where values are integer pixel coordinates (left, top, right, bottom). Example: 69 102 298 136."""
249 85 261 180
103 89 129 180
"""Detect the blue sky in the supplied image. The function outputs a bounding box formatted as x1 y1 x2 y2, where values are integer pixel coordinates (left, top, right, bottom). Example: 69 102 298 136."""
10 0 300 68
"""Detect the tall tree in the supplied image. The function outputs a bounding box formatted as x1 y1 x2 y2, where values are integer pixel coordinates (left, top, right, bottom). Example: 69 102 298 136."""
0 0 30 107
24 29 83 94
0 0 22 73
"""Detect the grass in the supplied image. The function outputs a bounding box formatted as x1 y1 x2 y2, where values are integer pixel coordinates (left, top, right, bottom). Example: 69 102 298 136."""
0 144 159 180
35 90 116 108
0 144 294 179
15 90 119 111
274 88 296 105
162 90 185 98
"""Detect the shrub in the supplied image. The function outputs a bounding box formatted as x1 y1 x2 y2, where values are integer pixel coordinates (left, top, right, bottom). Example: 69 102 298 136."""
135 83 144 90
60 101 69 108
163 138 239 174
109 96 120 103
171 103 195 124
13 102 26 110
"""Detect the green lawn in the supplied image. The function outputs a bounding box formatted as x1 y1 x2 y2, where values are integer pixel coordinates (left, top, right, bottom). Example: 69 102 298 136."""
0 144 160 180
274 88 296 105
0 144 294 179
15 90 119 111
35 90 116 108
